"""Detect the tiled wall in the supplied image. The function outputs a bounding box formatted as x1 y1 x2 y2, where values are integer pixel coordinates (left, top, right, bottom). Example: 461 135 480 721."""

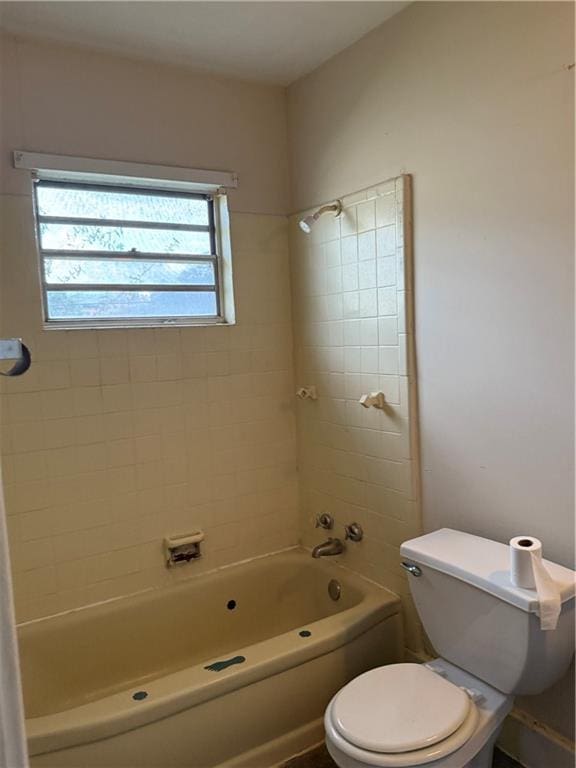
0 195 298 622
1 178 422 643
290 176 423 652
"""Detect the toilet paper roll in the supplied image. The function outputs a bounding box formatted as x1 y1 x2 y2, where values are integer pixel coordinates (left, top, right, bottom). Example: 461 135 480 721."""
510 536 561 631
510 535 542 589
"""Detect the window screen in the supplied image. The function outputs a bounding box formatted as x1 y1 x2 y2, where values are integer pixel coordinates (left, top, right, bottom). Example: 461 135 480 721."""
33 181 222 326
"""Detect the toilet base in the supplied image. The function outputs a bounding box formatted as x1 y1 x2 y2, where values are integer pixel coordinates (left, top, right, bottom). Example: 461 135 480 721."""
466 730 499 768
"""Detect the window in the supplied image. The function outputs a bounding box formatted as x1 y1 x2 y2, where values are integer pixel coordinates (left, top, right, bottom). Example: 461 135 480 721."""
14 152 236 328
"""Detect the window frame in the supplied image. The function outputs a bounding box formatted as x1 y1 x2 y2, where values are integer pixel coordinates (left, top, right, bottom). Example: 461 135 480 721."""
14 151 237 330
32 179 228 329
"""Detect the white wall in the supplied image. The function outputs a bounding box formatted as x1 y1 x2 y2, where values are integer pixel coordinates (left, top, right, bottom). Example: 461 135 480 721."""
288 1 574 566
0 34 290 215
288 0 574 747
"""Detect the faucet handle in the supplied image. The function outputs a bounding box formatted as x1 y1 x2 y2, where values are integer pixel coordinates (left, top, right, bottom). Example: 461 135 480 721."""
344 522 363 542
315 513 334 530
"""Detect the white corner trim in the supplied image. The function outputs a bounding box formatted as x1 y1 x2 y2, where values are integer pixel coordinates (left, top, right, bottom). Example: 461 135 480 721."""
12 151 238 193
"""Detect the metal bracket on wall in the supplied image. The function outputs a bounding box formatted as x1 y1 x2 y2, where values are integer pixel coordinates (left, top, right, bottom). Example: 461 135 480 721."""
0 339 31 377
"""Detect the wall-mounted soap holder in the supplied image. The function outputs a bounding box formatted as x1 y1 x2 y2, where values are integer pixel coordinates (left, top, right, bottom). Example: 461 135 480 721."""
164 531 205 567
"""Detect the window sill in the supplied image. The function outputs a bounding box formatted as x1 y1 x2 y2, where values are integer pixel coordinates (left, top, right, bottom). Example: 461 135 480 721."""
42 318 234 331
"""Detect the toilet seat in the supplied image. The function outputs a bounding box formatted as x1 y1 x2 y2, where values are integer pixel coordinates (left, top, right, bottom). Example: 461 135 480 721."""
332 664 471 753
325 663 480 767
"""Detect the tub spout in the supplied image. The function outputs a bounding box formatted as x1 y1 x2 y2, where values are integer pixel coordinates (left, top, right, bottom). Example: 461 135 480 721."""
311 538 345 558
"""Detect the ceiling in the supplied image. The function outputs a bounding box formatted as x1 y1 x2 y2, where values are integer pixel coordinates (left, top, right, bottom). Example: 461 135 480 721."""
0 1 409 85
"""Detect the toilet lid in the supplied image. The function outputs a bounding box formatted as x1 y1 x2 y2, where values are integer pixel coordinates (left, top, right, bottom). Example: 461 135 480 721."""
331 664 471 754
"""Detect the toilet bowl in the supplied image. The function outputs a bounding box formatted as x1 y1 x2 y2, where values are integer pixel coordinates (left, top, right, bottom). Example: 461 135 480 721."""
324 660 513 768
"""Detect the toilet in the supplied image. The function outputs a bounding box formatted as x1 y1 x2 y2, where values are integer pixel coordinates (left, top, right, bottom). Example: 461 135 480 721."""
325 529 575 768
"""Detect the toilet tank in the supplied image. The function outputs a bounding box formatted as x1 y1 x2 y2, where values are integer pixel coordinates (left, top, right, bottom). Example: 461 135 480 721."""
400 529 575 695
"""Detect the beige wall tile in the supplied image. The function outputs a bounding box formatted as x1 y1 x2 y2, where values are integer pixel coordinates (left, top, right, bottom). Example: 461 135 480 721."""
1 201 299 621
291 177 423 653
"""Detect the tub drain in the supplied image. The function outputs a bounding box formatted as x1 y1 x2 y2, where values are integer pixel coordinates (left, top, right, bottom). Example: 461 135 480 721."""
328 579 341 601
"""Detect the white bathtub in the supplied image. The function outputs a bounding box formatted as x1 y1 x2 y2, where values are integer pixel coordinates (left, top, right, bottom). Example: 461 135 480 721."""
19 549 402 768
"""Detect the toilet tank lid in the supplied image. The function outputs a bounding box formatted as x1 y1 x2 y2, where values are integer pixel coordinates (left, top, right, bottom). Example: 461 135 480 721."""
400 529 576 613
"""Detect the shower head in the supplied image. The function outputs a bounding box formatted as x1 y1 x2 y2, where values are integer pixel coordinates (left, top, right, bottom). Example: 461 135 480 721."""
299 201 342 234
299 215 316 234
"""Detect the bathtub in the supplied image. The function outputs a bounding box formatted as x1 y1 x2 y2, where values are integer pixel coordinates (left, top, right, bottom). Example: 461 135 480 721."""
19 548 402 768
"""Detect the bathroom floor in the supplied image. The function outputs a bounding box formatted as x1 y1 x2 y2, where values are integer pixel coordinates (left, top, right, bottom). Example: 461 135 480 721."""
281 745 524 768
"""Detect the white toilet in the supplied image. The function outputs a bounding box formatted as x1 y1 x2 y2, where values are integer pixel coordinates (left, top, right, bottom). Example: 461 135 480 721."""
325 529 575 768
